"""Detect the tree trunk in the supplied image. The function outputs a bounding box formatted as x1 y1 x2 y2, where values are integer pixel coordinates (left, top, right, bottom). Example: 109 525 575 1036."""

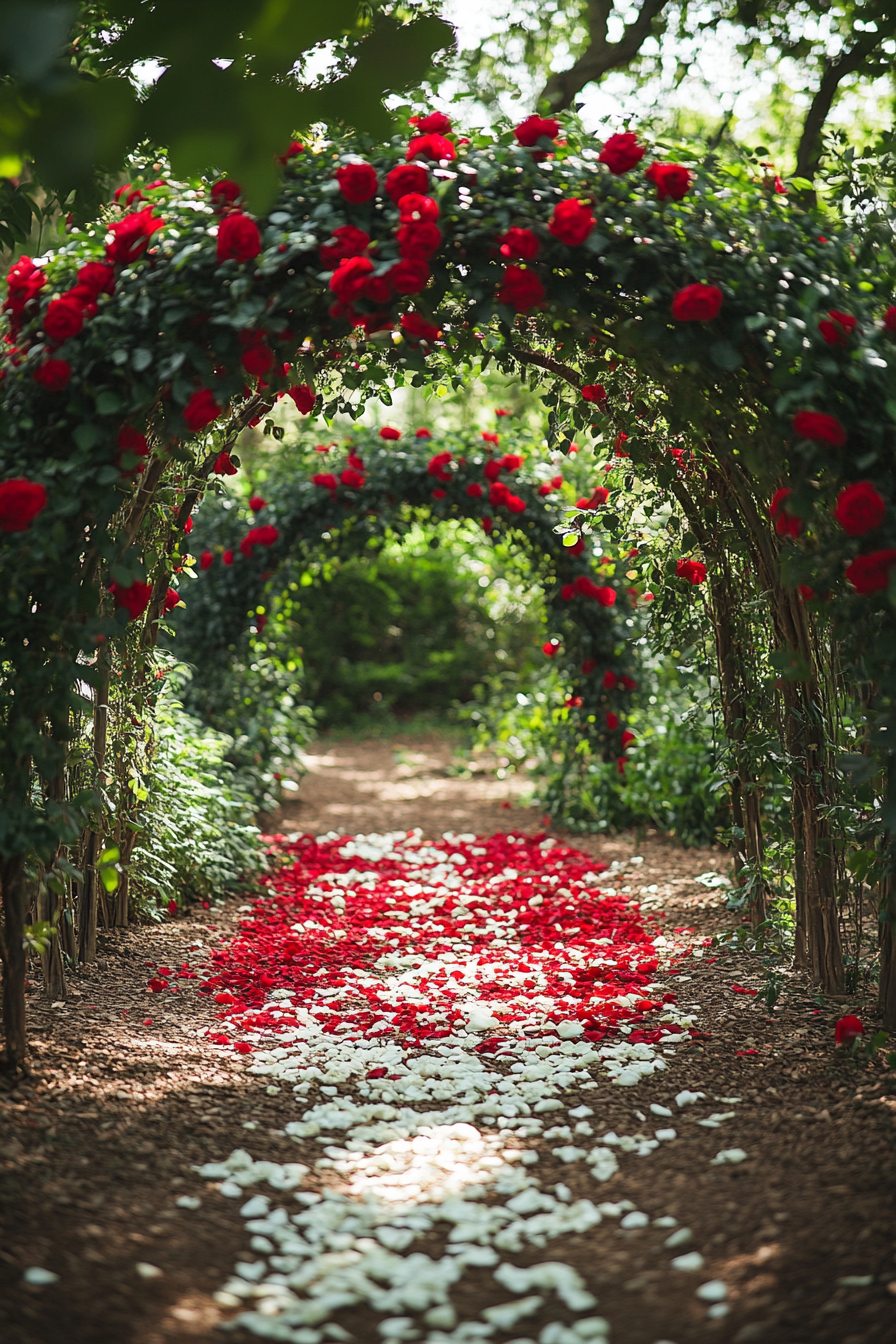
877 765 896 1025
77 650 112 964
0 856 29 1072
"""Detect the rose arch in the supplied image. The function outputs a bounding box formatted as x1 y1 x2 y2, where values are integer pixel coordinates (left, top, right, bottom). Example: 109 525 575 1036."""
2 110 896 1066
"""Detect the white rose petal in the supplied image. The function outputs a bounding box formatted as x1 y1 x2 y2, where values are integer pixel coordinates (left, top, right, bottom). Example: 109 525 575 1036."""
710 1148 748 1165
696 1280 728 1302
671 1252 705 1272
23 1267 59 1286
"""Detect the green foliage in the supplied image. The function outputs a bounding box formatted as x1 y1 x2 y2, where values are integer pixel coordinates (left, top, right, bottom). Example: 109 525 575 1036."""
128 677 264 913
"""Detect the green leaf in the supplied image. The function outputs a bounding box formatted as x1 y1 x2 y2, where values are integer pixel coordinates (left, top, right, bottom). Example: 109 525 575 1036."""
95 390 122 416
73 423 102 451
709 341 742 371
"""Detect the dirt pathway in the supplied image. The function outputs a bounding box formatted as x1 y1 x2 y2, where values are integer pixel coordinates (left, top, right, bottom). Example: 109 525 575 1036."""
1 736 895 1344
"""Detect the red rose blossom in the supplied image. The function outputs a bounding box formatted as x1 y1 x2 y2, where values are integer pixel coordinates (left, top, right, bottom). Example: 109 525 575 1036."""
466 482 483 498
397 220 442 259
482 517 493 533
514 115 560 147
200 551 214 571
319 225 370 268
330 255 375 301
884 306 896 333
385 164 430 203
0 479 47 533
388 260 431 294
792 411 847 447
380 427 401 441
416 428 432 438
582 384 606 405
183 388 221 432
406 133 455 162
33 358 71 392
5 256 46 314
163 588 181 614
210 179 241 208
496 265 545 312
549 198 596 246
835 481 886 536
845 549 896 594
277 140 304 164
43 293 85 342
397 193 439 221
671 283 723 321
214 451 238 476
598 132 645 175
216 212 262 263
336 162 378 203
288 385 316 415
498 227 540 261
834 1014 864 1045
645 162 693 200
105 206 163 264
109 579 152 621
340 467 365 488
677 558 707 584
241 341 275 377
416 111 452 134
401 312 441 342
769 487 803 538
76 262 116 296
312 473 338 492
818 309 856 345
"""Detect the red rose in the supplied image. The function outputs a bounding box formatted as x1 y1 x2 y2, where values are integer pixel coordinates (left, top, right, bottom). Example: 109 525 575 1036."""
769 487 802 538
397 193 440 222
43 293 85 342
621 729 636 748
401 312 441 342
241 341 274 376
362 274 393 305
114 183 143 206
602 670 616 688
33 358 71 392
416 428 432 438
340 467 365 488
249 495 266 512
514 115 560 147
163 588 181 613
606 712 618 730
312 472 338 491
330 255 375 301
834 1014 864 1045
347 453 364 470
388 260 430 294
380 427 401 440
561 583 574 598
76 262 116 296
217 212 262 263
105 206 163 264
621 673 637 690
319 225 370 268
489 481 509 506
482 517 493 533
210 179 241 207
117 424 149 473
677 558 707 584
496 265 545 312
336 162 378 203
288 385 316 415
466 482 483 498
502 454 523 471
818 309 856 345
598 132 645 175
406 134 455 162
247 524 278 547
884 306 896 333
792 411 846 446
0 478 47 533
183 388 221 432
432 487 446 499
543 641 559 657
836 481 886 536
427 451 453 480
483 433 500 447
671 283 723 321
214 451 238 476
397 220 441 259
416 111 452 134
498 227 540 261
277 140 304 164
222 549 234 565
505 494 527 513
548 198 595 246
645 162 693 200
109 579 152 621
574 575 599 595
200 550 214 571
582 384 606 405
5 256 46 314
385 163 429 203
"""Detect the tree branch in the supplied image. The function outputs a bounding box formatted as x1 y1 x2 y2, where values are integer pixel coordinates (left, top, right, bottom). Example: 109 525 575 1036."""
795 31 881 193
540 0 669 112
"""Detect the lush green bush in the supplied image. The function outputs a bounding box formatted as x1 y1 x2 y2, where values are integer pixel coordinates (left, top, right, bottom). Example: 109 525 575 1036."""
128 672 265 915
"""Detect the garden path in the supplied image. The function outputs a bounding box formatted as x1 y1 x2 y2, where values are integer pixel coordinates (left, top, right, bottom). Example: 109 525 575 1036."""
2 735 894 1344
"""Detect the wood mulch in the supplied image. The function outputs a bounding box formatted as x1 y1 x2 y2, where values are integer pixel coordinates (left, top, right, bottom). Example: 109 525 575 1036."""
2 733 894 1344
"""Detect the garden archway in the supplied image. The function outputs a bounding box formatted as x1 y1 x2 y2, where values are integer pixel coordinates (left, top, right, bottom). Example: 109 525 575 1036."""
3 109 896 1067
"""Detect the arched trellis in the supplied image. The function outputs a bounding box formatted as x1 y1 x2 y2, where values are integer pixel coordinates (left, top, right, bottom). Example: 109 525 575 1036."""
174 428 642 765
2 111 896 1067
